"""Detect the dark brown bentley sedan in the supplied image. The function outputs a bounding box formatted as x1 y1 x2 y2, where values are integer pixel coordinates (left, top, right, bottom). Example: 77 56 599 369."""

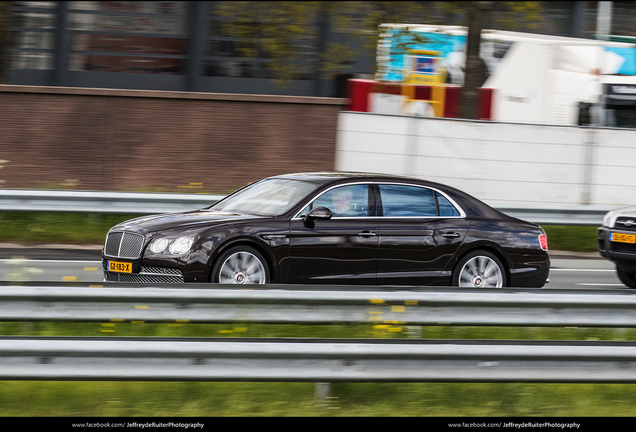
102 172 550 287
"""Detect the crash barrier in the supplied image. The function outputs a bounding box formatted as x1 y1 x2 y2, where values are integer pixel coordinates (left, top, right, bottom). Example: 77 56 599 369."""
0 189 613 225
2 285 636 327
0 189 225 215
2 336 636 383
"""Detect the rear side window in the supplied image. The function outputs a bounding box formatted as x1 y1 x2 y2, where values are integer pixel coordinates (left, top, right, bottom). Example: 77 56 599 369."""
436 192 460 216
378 184 460 217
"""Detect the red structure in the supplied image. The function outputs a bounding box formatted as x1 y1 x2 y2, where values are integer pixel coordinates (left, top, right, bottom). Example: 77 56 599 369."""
346 79 493 120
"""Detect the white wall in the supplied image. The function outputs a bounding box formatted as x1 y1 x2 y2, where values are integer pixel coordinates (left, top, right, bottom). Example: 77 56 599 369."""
335 112 636 207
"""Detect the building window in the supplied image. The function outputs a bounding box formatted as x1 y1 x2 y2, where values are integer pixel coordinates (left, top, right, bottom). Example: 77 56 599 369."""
204 3 318 80
67 1 187 74
9 1 56 70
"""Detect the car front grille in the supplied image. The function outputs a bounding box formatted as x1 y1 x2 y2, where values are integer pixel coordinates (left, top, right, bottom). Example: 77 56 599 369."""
608 242 636 254
615 218 636 232
105 231 145 259
108 266 185 283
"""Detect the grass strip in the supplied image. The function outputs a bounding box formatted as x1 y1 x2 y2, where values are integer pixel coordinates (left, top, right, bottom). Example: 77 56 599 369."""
0 212 600 252
0 322 635 417
1 381 636 417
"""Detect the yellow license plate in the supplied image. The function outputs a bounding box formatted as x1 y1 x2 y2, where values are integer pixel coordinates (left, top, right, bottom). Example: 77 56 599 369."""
610 232 636 244
108 261 133 273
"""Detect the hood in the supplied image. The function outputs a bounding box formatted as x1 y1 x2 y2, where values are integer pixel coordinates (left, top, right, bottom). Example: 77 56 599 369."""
110 210 267 234
603 205 636 228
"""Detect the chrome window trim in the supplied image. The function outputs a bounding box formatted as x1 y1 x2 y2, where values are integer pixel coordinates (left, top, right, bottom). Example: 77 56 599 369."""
291 181 466 220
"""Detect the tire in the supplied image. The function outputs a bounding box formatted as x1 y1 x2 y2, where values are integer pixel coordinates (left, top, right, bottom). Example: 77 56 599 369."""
617 267 636 289
452 250 506 288
211 246 270 284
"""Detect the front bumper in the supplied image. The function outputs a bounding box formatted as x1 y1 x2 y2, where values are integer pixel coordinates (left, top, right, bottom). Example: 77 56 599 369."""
102 253 187 283
598 227 636 272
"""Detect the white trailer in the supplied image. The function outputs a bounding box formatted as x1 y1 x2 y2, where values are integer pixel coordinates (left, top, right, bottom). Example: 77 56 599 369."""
375 25 636 127
483 34 636 126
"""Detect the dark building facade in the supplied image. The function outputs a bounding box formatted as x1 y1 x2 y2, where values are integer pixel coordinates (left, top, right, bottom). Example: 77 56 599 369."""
6 2 632 97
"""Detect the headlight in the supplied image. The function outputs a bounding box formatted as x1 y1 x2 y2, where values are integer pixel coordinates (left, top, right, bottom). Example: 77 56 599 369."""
149 238 169 254
602 207 627 228
169 236 194 255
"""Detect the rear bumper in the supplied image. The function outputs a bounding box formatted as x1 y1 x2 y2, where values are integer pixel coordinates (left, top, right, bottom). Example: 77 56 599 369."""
509 257 550 288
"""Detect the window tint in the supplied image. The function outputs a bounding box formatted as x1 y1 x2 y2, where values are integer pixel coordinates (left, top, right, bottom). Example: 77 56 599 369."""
379 185 437 217
436 192 460 216
299 184 369 217
377 185 461 217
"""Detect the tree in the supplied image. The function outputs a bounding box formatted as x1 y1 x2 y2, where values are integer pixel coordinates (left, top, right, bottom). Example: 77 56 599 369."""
215 1 543 119
459 1 494 119
444 1 543 118
214 1 431 85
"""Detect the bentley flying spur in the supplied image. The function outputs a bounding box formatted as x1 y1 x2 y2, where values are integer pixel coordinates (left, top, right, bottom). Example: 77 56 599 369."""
102 172 550 287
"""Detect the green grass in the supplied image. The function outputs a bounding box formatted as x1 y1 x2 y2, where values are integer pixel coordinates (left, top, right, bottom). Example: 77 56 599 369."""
0 322 634 417
0 212 601 252
1 381 636 417
542 225 599 252
2 321 635 341
0 214 615 416
0 213 141 244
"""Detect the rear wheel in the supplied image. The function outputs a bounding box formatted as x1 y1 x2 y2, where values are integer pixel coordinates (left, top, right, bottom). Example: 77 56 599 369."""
212 246 269 284
617 267 636 289
452 250 506 288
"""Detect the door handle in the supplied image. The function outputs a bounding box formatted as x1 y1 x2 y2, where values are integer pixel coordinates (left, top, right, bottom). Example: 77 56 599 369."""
442 232 461 239
358 231 376 237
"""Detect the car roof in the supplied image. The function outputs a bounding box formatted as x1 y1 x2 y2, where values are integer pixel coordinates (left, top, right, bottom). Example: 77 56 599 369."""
274 171 426 184
271 172 520 222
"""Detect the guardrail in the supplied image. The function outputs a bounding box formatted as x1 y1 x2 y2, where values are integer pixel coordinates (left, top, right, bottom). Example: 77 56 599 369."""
3 285 636 327
0 189 613 225
2 336 636 383
0 189 224 215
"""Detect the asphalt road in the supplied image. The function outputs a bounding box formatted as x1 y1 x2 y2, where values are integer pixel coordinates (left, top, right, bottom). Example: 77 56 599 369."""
0 246 626 290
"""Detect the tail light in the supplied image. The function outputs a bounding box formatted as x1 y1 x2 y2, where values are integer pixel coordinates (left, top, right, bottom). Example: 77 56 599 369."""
539 234 548 251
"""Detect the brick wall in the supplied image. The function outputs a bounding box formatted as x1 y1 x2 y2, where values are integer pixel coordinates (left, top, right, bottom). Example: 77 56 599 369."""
0 85 345 194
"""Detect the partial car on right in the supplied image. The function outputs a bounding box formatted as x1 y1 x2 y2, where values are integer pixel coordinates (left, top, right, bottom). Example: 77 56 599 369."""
598 205 636 288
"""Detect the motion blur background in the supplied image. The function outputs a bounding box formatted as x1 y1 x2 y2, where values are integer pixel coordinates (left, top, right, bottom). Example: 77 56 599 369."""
1 1 635 206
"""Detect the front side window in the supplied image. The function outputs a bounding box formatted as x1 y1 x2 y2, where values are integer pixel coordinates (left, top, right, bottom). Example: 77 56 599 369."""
299 184 370 218
378 184 460 217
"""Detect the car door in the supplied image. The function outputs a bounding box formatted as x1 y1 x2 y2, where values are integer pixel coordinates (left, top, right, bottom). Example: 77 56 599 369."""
375 183 470 285
287 183 378 284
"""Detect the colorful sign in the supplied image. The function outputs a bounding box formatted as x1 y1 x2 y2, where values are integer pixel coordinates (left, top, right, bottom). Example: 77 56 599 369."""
376 25 466 84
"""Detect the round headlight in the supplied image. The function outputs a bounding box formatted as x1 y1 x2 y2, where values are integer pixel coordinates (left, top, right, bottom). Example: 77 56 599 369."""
149 238 169 254
169 236 194 255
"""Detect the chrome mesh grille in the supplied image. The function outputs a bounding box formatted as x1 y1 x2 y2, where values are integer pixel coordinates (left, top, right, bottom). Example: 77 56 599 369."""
115 273 185 283
141 266 182 275
106 267 184 283
105 231 145 259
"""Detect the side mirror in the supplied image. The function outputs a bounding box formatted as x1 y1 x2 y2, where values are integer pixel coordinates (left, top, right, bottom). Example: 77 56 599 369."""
306 206 333 220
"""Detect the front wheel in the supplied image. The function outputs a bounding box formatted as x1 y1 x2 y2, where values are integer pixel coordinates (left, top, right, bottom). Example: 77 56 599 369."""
452 250 506 288
212 246 270 284
617 267 636 289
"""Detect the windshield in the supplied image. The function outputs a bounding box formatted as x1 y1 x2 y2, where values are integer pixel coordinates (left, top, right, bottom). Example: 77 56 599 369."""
210 178 319 216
